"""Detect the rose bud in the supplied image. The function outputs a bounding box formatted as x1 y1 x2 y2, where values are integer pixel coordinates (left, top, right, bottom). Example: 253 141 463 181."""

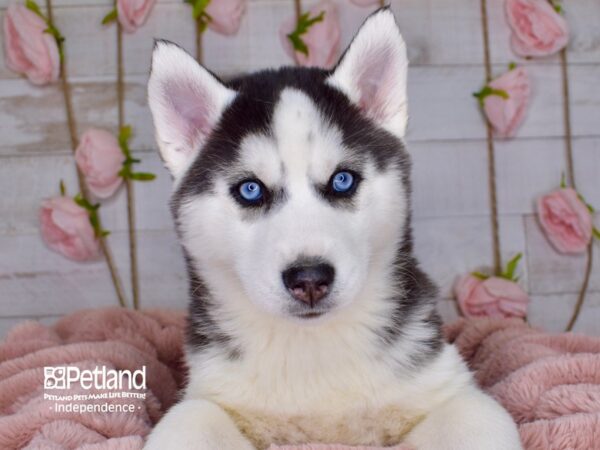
537 188 593 254
206 0 247 36
505 0 569 57
475 66 530 138
3 4 60 85
117 0 156 33
454 274 529 319
75 129 125 199
39 196 101 262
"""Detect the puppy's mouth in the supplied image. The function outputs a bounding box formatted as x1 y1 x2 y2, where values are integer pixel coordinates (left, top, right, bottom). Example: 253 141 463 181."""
296 311 325 319
288 305 333 320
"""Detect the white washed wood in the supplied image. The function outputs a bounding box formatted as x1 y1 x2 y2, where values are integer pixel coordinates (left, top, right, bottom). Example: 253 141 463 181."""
573 137 600 207
412 215 528 299
0 0 489 81
410 139 490 219
494 137 566 215
528 292 600 335
7 136 580 236
391 0 485 66
0 230 188 316
0 0 598 336
0 151 173 234
1 65 599 158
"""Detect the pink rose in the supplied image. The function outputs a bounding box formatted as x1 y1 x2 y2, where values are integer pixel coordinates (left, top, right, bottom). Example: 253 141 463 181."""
480 66 530 138
537 188 593 254
505 0 569 57
75 129 125 199
2 4 60 85
117 0 156 33
279 0 340 69
454 274 529 319
39 196 101 262
349 0 381 6
206 0 247 36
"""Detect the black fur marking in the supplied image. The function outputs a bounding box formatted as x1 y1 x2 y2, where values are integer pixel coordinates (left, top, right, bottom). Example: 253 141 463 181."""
170 65 406 219
375 206 444 367
184 252 241 360
170 60 441 365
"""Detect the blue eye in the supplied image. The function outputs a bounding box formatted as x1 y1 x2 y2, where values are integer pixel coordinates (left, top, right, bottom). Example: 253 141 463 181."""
239 180 263 202
331 171 355 193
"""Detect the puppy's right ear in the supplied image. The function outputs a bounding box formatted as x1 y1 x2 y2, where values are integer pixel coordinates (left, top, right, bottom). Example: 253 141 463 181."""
148 41 236 179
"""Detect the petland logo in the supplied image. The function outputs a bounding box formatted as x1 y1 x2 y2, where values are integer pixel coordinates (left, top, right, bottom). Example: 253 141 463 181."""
44 366 146 390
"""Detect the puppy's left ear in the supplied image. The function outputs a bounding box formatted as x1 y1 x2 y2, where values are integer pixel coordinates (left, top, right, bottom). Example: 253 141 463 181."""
327 8 408 138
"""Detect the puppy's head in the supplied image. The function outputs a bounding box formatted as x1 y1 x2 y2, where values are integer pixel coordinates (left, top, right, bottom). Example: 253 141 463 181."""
148 9 412 324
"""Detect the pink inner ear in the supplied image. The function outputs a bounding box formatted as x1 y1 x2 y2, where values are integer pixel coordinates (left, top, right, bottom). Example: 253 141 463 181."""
163 77 215 150
356 45 396 122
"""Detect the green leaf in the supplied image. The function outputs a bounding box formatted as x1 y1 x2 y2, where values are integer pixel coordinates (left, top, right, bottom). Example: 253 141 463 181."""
130 172 157 181
101 8 118 25
287 10 325 57
118 125 134 164
501 253 522 281
508 61 517 71
473 86 510 106
26 0 65 60
89 211 100 232
574 191 595 213
471 271 490 280
185 0 212 32
197 16 209 33
118 125 132 148
73 193 106 237
59 180 66 196
560 172 567 188
193 0 211 20
550 0 563 14
73 193 87 209
101 230 111 237
73 193 98 212
593 227 600 241
25 0 44 18
43 24 65 62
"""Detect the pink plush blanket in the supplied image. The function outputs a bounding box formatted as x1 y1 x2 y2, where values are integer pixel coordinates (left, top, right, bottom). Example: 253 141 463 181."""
1 309 599 449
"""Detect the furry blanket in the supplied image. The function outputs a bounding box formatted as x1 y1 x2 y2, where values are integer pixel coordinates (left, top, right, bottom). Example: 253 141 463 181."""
1 309 599 450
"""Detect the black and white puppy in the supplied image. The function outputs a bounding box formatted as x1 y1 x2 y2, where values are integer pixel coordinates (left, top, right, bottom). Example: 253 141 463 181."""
144 9 522 450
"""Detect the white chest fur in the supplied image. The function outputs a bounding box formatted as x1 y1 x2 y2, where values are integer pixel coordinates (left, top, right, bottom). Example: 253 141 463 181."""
185 328 473 449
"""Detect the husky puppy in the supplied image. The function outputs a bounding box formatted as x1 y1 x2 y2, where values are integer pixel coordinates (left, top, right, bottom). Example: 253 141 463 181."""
144 9 522 450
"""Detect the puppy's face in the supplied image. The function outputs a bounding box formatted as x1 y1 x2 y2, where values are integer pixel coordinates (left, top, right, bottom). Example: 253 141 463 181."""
148 10 410 322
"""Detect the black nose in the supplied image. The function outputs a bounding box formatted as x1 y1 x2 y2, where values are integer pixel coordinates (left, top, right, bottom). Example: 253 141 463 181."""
282 262 335 307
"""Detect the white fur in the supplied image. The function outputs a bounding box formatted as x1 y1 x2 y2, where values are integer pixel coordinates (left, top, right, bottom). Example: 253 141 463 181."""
177 87 407 321
148 42 236 180
327 9 409 138
144 9 522 450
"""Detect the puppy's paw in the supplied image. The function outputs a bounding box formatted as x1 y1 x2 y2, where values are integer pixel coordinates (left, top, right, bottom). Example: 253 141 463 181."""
404 388 522 450
144 399 255 450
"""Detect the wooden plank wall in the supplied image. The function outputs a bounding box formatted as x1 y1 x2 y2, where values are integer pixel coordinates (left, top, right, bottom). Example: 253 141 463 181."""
0 0 599 337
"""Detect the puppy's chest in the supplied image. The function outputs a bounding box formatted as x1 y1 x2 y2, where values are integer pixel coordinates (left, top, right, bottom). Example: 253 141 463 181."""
226 404 423 449
197 354 426 449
